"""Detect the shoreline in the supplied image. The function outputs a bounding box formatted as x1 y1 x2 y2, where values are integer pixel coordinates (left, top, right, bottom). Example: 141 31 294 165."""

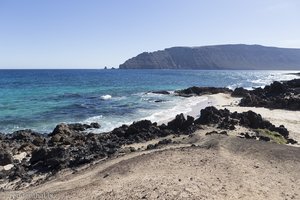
1 78 300 199
210 93 300 143
1 70 298 135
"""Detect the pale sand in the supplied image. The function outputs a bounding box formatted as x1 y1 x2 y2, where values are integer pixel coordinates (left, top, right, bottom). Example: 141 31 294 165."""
210 93 300 143
1 93 300 200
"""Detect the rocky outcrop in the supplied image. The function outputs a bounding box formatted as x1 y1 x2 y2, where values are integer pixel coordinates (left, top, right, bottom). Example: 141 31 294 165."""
119 44 300 70
231 87 249 97
167 114 195 132
0 118 197 187
50 122 101 136
0 105 298 189
234 79 300 110
0 149 13 165
175 87 232 97
195 106 292 141
149 90 170 95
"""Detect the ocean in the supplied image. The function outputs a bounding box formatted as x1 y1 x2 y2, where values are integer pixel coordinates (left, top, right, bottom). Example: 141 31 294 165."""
0 69 298 134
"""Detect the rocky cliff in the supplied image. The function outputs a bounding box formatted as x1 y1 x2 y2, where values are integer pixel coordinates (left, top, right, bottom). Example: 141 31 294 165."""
119 44 300 70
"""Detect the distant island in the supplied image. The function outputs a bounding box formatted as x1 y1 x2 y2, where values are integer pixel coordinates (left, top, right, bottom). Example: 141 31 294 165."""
119 44 300 70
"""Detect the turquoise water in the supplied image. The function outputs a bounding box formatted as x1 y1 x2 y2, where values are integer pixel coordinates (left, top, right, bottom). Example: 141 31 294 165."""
0 69 298 133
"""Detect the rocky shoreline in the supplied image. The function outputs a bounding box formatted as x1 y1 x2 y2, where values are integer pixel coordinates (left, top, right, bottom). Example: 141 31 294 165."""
1 79 300 191
175 78 300 111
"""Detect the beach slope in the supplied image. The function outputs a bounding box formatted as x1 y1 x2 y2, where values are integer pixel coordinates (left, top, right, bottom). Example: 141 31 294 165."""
2 134 300 200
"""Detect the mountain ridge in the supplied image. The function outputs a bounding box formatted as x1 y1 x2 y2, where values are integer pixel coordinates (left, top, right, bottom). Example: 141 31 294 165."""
119 44 300 70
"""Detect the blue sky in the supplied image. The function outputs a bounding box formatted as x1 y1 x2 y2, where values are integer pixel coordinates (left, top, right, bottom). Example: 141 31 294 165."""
0 0 299 68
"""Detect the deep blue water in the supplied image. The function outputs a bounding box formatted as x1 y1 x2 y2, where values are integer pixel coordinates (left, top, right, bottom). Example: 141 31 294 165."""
0 69 298 133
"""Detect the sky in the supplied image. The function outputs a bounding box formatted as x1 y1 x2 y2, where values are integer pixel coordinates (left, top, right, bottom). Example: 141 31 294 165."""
0 0 299 69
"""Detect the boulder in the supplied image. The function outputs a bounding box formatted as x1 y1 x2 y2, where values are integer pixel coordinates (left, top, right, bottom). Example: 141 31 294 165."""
50 123 72 136
270 125 289 139
125 120 153 137
0 149 13 165
146 144 157 150
150 90 170 95
32 137 45 146
239 110 263 129
266 81 287 95
8 165 26 181
90 122 101 129
232 87 249 97
112 125 128 137
30 147 70 171
30 148 48 165
157 139 172 145
50 122 100 137
167 114 194 131
195 106 222 124
287 138 298 144
67 123 91 132
259 136 271 142
176 87 232 97
11 129 40 141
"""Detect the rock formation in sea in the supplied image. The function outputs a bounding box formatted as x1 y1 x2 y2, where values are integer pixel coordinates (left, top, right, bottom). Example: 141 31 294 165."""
119 44 300 70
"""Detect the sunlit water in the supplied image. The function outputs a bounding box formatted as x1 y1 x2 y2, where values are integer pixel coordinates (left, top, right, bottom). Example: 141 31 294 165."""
0 69 298 133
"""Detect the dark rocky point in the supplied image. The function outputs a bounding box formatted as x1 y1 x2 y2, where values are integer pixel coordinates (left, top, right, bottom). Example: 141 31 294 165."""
175 87 232 97
150 90 170 95
237 79 300 110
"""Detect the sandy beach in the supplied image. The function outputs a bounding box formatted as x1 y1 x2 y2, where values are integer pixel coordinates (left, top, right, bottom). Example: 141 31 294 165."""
210 93 300 143
1 92 300 200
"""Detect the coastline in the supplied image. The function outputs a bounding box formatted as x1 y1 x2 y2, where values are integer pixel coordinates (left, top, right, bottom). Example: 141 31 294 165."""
1 70 298 134
1 78 300 199
210 93 300 143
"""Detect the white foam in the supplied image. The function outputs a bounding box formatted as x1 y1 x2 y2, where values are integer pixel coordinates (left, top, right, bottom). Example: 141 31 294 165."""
113 96 127 101
251 72 298 87
100 94 112 100
83 115 103 123
83 95 210 133
83 115 134 133
82 71 300 134
141 96 208 124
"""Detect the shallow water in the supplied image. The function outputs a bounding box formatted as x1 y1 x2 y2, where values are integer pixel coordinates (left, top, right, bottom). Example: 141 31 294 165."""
0 69 298 133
